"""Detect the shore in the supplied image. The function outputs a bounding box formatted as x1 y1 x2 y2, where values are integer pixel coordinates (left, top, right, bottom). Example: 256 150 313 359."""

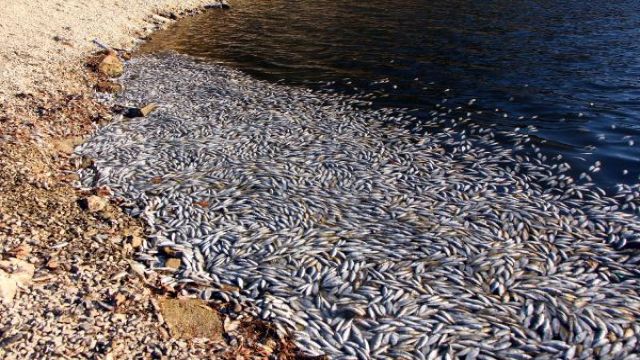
4 1 640 359
0 1 299 358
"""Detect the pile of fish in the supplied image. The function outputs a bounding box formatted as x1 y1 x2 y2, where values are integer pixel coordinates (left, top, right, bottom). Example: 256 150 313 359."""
78 55 640 359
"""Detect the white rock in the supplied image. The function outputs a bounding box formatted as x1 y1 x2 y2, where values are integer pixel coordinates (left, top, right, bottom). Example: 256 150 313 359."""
0 258 35 303
0 271 18 303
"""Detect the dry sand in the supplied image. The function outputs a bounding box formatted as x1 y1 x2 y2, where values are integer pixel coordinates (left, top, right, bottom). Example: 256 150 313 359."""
0 0 215 102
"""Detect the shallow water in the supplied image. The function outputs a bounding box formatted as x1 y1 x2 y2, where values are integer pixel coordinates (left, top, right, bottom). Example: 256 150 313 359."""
139 0 640 189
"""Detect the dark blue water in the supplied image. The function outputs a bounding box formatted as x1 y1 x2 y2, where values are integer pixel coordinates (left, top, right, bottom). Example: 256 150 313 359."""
140 0 640 188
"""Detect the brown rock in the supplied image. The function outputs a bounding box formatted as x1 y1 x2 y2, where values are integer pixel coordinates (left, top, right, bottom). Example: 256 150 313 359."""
158 298 222 339
7 244 31 259
97 53 124 78
52 136 84 155
79 195 108 213
160 246 177 257
95 80 123 93
125 103 158 118
53 35 74 47
141 103 158 116
129 235 143 249
63 173 81 182
165 258 181 269
71 154 95 170
114 292 127 306
46 258 59 270
122 227 144 249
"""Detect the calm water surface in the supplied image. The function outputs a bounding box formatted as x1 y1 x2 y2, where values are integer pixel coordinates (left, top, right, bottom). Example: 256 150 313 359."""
140 0 640 189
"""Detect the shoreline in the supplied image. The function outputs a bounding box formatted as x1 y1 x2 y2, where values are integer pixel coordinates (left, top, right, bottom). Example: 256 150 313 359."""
0 1 300 358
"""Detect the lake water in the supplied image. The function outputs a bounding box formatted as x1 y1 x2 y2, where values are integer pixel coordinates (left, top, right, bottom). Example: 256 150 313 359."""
140 0 640 189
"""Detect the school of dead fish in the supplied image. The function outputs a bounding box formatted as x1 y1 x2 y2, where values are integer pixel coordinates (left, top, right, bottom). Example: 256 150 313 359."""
77 55 640 359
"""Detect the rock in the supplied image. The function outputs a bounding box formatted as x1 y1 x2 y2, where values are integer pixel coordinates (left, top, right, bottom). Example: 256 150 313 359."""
223 317 240 333
7 244 31 259
46 258 59 270
129 235 143 249
80 155 95 169
152 14 172 24
52 136 84 155
0 258 35 303
97 53 124 78
79 195 108 213
0 272 17 303
160 246 177 257
205 1 230 10
159 11 179 20
95 80 123 93
233 302 243 313
125 103 158 118
113 293 127 307
158 298 222 339
123 227 144 249
63 173 81 182
165 258 181 269
53 35 73 47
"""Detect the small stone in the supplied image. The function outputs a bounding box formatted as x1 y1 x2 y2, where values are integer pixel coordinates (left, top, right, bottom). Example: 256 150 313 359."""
114 293 127 306
125 103 158 118
223 316 240 333
0 271 18 303
79 195 108 213
0 258 35 303
97 53 124 78
52 136 84 155
166 12 179 20
233 302 243 313
160 246 177 257
129 235 143 249
205 1 230 10
53 35 73 47
158 298 222 339
63 173 81 182
71 154 95 170
95 81 123 93
165 258 181 269
46 258 59 270
7 244 31 259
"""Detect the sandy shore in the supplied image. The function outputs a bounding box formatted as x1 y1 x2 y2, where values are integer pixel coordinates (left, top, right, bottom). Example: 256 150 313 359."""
0 1 299 358
0 0 219 102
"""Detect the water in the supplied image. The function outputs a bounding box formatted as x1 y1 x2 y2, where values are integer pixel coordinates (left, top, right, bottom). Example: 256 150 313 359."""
139 0 640 189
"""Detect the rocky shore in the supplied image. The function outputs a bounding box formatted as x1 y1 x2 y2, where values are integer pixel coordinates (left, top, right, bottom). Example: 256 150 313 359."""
0 1 300 358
